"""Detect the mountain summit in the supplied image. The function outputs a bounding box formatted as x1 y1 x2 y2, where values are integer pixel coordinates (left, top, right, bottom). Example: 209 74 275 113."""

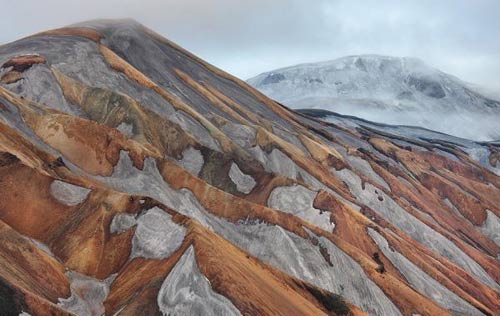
0 20 499 316
248 55 500 140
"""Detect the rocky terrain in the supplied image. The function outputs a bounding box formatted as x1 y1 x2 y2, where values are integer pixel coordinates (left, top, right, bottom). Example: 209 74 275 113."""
248 55 500 141
0 19 499 316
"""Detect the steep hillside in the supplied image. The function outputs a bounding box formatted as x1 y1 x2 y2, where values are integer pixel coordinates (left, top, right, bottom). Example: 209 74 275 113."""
248 55 500 141
0 19 499 316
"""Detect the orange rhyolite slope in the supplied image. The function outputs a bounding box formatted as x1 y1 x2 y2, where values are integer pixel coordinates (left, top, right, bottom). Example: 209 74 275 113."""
0 19 499 316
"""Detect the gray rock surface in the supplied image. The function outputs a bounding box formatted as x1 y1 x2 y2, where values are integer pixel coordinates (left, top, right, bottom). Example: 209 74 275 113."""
109 213 137 234
157 246 240 316
116 122 134 138
206 217 401 316
177 147 204 176
479 210 500 247
249 147 300 179
174 111 221 152
96 151 212 229
131 207 185 259
228 162 256 194
268 185 333 232
345 154 390 190
58 271 116 316
272 125 309 156
5 64 79 115
368 228 484 316
50 180 91 206
332 168 499 289
220 122 256 148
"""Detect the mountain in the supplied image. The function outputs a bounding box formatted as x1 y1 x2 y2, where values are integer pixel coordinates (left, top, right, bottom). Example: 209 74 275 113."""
247 55 500 141
0 19 499 316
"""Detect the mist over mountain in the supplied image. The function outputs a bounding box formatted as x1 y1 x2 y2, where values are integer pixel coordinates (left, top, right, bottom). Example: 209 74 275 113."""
0 20 499 316
248 55 500 141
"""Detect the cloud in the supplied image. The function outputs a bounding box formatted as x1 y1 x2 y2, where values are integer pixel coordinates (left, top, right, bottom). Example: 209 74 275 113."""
1 0 499 92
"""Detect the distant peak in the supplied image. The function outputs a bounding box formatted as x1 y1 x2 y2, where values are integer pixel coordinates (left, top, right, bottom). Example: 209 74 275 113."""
250 54 431 78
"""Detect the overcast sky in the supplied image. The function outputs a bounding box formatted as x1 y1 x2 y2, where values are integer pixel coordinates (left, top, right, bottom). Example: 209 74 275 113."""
2 0 499 95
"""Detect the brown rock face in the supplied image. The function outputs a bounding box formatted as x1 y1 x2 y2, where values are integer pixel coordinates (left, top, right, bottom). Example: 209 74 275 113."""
0 19 499 316
1 55 46 72
0 54 46 85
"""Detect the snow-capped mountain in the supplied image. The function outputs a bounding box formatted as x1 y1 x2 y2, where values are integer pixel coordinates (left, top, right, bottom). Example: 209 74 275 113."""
248 55 500 141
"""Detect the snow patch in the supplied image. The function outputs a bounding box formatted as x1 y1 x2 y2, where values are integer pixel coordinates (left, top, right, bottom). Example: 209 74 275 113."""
50 180 90 206
369 228 485 316
268 185 333 232
479 210 500 247
58 271 116 316
228 162 256 194
157 246 240 316
131 207 185 259
177 147 204 176
109 213 137 234
116 122 134 138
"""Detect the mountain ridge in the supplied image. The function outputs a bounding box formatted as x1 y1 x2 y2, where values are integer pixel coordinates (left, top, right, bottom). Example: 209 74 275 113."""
0 20 499 316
